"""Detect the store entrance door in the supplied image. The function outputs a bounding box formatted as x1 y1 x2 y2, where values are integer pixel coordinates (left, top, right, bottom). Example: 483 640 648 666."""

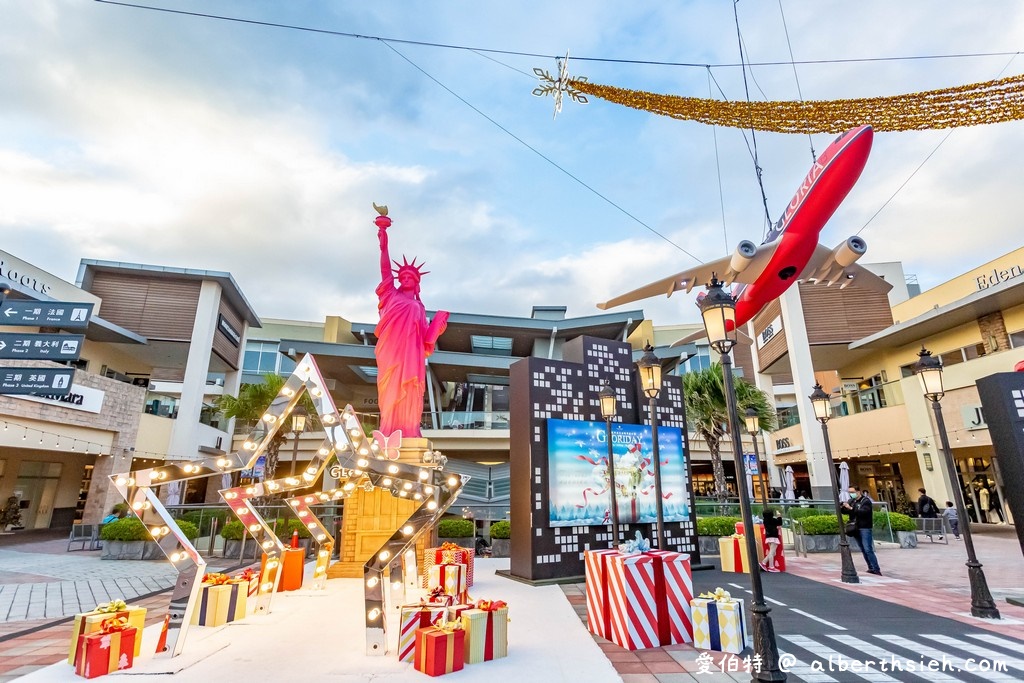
13 461 63 529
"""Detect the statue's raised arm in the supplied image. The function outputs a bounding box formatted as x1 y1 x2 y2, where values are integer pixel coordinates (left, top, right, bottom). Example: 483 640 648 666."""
371 204 449 439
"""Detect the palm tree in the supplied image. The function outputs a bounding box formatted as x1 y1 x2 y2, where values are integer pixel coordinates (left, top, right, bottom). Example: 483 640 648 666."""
217 373 318 487
682 362 775 501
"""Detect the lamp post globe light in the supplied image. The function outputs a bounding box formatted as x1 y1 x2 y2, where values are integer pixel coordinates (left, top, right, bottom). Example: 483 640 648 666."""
912 347 1000 619
700 278 785 682
636 344 666 552
808 384 859 585
599 379 623 545
288 405 308 477
744 407 769 508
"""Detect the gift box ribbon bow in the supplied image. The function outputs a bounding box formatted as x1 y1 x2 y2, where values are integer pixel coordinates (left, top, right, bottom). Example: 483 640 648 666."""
474 599 508 612
698 588 734 603
438 620 463 633
94 600 128 613
202 572 230 585
101 617 129 633
618 530 651 556
439 542 462 551
234 569 256 582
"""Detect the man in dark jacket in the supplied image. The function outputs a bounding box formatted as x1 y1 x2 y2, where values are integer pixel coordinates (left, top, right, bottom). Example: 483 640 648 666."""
917 487 943 540
841 486 881 575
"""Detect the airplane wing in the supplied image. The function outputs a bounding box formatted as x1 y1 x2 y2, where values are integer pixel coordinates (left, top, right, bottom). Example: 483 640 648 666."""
596 242 779 310
799 244 893 293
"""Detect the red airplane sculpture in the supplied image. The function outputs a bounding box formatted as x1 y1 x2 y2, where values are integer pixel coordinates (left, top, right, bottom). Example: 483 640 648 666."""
598 126 891 326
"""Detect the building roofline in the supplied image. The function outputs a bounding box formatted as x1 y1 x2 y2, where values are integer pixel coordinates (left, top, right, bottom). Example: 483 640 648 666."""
850 276 1024 351
76 259 262 328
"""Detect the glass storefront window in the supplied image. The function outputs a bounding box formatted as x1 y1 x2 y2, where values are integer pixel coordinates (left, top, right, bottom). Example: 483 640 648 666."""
244 341 282 374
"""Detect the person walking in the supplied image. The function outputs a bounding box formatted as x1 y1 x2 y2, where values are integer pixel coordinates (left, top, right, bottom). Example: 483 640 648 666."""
942 501 961 540
842 487 882 576
917 488 942 540
760 508 782 572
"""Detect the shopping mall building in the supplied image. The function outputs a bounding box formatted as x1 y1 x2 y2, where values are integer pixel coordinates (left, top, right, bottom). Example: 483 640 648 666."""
1 244 1021 530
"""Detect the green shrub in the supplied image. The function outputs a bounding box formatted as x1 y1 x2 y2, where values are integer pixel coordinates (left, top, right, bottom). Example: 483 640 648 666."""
100 518 151 542
220 518 313 541
489 520 510 539
800 514 839 535
787 507 831 520
176 520 200 541
283 518 313 539
220 520 244 541
696 516 741 537
878 511 916 532
437 518 474 538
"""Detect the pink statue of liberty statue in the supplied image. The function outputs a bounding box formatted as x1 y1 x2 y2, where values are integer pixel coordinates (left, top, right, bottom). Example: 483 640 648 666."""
373 204 449 439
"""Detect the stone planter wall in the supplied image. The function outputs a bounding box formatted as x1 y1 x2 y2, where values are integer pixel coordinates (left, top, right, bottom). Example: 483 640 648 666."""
698 536 724 556
897 531 918 548
490 538 510 558
800 534 841 552
224 539 262 560
103 540 150 561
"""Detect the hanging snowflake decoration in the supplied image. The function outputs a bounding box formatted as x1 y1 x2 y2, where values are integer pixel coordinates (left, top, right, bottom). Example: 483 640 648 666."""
532 51 588 118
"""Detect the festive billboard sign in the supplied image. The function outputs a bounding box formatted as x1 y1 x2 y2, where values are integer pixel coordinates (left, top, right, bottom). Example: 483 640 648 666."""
547 418 689 527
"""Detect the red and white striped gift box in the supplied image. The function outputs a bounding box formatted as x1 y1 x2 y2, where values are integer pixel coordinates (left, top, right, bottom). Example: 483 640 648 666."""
646 549 694 645
605 553 662 650
584 549 619 640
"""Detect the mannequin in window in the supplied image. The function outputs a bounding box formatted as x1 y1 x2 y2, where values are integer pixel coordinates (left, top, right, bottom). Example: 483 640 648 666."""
987 486 1005 523
978 486 991 523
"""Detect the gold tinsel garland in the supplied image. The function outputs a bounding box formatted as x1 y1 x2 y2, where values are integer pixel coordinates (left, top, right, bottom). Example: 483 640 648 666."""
565 73 1024 133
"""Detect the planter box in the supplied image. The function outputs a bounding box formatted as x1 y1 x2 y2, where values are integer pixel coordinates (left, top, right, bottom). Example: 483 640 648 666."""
101 540 150 560
490 538 510 558
801 534 840 553
698 536 723 556
897 531 918 548
224 539 262 560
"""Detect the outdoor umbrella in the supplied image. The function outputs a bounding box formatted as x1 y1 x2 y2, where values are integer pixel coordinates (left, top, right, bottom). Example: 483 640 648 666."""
839 461 850 494
783 465 795 500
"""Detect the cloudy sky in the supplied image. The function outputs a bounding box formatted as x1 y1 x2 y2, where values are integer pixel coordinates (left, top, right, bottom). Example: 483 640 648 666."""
2 1 1023 326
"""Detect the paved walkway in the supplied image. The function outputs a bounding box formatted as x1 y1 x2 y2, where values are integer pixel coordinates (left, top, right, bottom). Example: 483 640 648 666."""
0 526 1020 682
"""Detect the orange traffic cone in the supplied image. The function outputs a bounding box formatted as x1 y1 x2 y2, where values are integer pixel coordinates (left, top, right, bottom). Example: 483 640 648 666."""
291 530 299 549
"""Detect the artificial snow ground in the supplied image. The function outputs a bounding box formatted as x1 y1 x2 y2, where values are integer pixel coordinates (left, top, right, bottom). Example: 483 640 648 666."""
20 558 620 682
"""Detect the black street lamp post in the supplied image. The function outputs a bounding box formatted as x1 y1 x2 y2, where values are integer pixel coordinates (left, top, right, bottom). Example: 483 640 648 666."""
700 278 785 682
636 345 666 551
599 380 622 545
809 384 860 585
744 408 769 509
912 347 1000 619
288 405 308 477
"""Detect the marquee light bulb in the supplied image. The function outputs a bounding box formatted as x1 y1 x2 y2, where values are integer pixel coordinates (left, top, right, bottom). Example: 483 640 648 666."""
307 522 317 530
357 458 369 468
427 501 437 510
318 447 329 456
388 465 399 474
368 608 381 621
367 577 378 588
378 550 391 561
402 525 414 535
447 476 458 487
425 486 434 495
382 478 392 487
316 533 326 541
419 470 428 480
244 441 256 450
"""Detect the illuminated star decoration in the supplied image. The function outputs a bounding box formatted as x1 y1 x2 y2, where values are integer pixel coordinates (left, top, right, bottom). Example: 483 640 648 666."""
532 51 588 119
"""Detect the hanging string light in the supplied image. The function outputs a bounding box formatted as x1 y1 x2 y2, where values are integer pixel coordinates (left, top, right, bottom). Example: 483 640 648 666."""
546 72 1024 134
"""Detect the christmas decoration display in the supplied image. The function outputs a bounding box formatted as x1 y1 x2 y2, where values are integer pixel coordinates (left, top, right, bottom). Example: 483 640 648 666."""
691 589 746 654
534 55 1024 133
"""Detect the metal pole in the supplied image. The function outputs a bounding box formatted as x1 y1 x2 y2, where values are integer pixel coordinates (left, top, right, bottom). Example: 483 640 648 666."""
931 400 1000 618
649 395 665 551
722 352 785 682
820 420 859 584
289 430 299 477
606 417 622 545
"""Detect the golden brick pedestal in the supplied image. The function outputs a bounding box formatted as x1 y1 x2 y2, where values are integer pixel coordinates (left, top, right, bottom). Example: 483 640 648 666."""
328 438 434 579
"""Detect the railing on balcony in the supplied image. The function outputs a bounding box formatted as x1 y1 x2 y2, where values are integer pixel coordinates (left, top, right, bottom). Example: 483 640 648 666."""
427 410 511 431
831 378 905 419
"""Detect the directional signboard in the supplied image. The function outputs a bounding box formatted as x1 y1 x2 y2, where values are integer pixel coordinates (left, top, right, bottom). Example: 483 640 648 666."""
0 333 84 361
0 301 94 328
0 367 75 396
